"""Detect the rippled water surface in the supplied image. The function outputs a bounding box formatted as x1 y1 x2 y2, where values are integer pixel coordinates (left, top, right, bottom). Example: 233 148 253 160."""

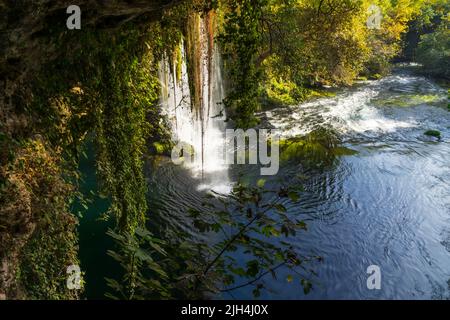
146 66 450 299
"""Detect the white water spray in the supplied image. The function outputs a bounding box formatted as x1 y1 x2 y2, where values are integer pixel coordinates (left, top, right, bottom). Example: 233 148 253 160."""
158 19 230 192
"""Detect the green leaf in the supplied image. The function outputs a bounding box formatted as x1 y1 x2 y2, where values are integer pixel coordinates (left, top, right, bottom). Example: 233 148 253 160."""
301 279 312 294
148 241 167 256
256 179 266 188
296 220 307 230
187 208 200 217
288 191 299 202
246 260 260 277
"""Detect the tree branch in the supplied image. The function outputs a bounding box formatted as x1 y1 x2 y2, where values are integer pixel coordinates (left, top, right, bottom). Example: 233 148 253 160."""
220 261 286 292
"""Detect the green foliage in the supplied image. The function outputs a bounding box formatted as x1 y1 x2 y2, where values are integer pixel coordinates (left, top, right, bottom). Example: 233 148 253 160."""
416 21 450 79
3 140 80 299
32 22 171 233
106 227 170 300
18 212 80 299
260 61 337 107
219 0 268 128
261 66 306 106
219 0 421 118
54 23 172 297
293 0 369 84
89 35 157 232
13 19 172 298
402 0 449 61
185 178 321 297
410 0 449 33
151 142 173 155
448 89 450 111
107 176 321 299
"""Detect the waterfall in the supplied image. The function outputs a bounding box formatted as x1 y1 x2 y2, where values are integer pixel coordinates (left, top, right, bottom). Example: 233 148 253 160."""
158 16 230 193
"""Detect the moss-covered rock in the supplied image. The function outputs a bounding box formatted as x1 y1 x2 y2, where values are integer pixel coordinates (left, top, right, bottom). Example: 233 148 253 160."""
424 129 441 140
276 128 357 167
374 94 445 108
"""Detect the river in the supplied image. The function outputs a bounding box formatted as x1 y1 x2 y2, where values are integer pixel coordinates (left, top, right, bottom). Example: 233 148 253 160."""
146 64 450 299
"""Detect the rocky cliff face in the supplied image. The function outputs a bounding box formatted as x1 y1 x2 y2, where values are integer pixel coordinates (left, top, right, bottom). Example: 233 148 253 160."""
0 0 187 300
1 0 184 109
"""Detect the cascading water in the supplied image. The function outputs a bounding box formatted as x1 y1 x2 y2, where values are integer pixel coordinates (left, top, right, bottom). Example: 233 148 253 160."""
261 69 447 140
150 62 450 299
158 17 230 193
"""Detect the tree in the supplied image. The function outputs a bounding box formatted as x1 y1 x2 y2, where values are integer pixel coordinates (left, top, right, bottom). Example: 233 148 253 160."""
416 21 450 79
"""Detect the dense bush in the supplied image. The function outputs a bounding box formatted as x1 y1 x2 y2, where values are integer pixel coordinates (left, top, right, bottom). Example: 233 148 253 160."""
416 23 450 79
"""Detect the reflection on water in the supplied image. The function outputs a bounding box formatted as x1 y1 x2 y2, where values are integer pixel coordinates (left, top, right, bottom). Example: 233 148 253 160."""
147 66 450 299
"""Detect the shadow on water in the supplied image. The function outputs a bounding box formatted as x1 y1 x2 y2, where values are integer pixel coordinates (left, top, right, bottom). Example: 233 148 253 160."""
75 140 119 299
